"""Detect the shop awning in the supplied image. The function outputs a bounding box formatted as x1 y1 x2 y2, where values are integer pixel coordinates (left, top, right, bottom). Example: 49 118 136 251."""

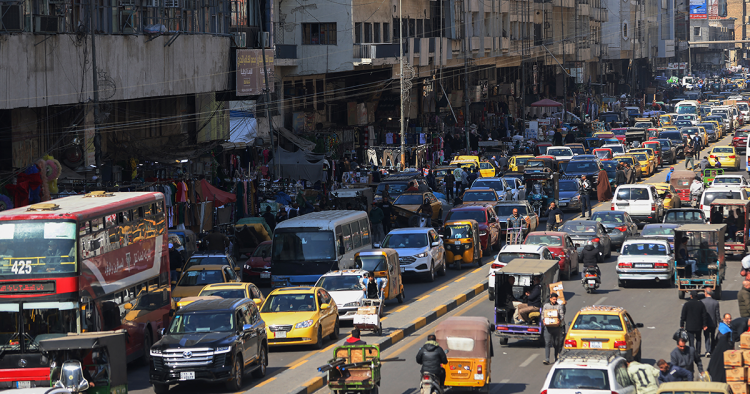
196 179 237 206
276 127 316 152
530 99 562 107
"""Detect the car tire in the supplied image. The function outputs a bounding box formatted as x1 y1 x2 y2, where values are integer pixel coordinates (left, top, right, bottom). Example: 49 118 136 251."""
438 259 447 276
605 247 611 259
330 318 340 340
397 287 405 303
252 345 268 379
562 263 570 280
715 285 722 300
678 289 685 299
500 337 509 346
425 262 436 282
225 355 243 391
492 235 501 251
315 326 324 349
617 278 624 288
153 383 169 394
141 329 152 366
634 346 642 362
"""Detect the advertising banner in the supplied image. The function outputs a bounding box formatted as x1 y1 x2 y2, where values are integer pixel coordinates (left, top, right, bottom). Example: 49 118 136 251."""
690 0 707 19
236 49 275 96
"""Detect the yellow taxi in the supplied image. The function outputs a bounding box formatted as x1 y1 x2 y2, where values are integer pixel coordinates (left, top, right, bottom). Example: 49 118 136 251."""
261 286 339 348
563 305 643 361
630 147 660 168
659 114 673 126
478 161 497 178
171 265 242 302
508 155 534 172
704 120 723 138
647 182 682 209
661 125 679 131
709 146 741 170
613 155 643 181
628 152 654 177
176 282 265 309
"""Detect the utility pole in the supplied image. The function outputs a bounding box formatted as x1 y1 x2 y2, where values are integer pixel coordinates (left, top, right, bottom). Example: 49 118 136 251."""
399 0 405 169
463 0 470 152
88 0 100 186
258 0 276 178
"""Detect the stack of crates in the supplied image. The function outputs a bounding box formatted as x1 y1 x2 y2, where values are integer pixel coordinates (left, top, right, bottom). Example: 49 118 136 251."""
725 332 750 394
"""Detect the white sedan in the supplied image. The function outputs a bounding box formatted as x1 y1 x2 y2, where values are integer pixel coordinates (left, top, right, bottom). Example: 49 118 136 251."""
615 239 674 288
546 147 575 161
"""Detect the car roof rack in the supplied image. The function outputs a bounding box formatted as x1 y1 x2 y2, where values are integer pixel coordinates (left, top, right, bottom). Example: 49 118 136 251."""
558 350 620 364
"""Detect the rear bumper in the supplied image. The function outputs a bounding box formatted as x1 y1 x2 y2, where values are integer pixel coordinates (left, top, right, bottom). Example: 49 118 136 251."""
629 214 660 223
616 270 672 280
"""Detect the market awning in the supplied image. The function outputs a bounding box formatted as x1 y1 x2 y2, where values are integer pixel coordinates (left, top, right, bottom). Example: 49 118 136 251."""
276 127 316 152
196 179 237 206
530 99 562 107
227 111 258 146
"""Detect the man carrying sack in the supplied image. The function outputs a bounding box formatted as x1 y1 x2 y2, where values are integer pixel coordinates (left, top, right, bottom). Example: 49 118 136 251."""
542 293 566 365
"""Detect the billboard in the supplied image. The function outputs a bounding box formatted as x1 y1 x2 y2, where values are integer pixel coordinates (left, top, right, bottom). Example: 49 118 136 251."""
236 49 275 96
690 0 707 19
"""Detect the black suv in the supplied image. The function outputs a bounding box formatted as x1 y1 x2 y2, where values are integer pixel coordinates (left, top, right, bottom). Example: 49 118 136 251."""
149 298 268 393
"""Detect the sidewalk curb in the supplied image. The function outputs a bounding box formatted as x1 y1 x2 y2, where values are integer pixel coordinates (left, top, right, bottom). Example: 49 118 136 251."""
286 281 489 394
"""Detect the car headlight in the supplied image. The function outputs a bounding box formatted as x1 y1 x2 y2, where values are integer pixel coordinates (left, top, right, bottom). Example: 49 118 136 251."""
295 319 315 329
214 346 231 354
150 349 163 356
415 252 428 258
244 265 250 270
343 301 361 308
479 231 487 236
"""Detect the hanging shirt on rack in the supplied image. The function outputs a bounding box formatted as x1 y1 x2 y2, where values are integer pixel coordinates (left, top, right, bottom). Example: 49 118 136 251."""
419 133 427 145
385 132 394 144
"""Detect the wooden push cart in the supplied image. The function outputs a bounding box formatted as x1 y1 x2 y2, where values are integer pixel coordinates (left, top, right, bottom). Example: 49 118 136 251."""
354 299 383 336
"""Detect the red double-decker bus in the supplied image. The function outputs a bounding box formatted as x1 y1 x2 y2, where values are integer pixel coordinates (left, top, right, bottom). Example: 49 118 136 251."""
0 191 171 389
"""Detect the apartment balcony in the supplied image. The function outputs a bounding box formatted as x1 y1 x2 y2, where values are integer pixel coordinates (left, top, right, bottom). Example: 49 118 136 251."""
500 0 510 12
577 2 590 16
552 0 574 7
501 37 510 52
352 44 401 65
275 45 298 66
577 46 591 61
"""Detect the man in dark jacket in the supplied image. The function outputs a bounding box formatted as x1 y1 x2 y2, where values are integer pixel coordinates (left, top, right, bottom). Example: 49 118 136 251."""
372 166 382 183
426 169 437 191
518 276 543 322
578 241 603 277
381 195 393 234
657 359 693 383
416 334 448 387
564 130 576 144
466 167 479 187
262 206 276 232
205 227 230 253
680 290 710 355
670 337 704 376
444 171 455 201
738 280 750 318
701 287 720 356
553 129 563 146
546 202 564 231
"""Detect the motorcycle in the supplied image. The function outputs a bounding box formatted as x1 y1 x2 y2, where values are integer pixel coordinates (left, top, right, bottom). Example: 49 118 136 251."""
420 372 444 394
581 266 600 293
691 192 702 208
528 184 546 217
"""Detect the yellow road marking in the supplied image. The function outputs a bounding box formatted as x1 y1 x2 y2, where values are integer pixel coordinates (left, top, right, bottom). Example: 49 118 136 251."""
434 304 448 317
303 376 326 394
455 276 466 282
413 317 427 330
472 267 483 273
436 285 449 291
416 295 430 301
394 305 409 313
289 359 309 369
252 377 276 388
319 342 338 354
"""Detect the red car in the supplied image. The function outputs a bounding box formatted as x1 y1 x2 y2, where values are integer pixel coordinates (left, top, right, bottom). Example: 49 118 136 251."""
733 129 749 152
642 141 664 166
611 128 628 144
444 205 501 252
523 231 580 280
242 240 272 284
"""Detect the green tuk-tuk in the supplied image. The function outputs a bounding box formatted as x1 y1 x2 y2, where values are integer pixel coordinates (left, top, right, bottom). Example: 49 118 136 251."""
39 331 128 394
674 224 726 300
702 168 724 188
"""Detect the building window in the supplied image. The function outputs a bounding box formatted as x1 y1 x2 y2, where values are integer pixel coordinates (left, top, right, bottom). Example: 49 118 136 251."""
303 23 337 45
364 22 372 43
374 22 381 43
383 22 389 42
693 27 701 37
355 22 362 43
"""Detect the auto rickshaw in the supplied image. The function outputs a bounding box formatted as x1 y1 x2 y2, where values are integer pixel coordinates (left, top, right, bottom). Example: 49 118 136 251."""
354 248 405 303
494 259 559 345
669 170 698 203
703 168 724 188
325 345 381 394
674 224 726 299
39 330 128 394
592 148 613 160
442 220 482 269
709 199 750 255
435 316 494 392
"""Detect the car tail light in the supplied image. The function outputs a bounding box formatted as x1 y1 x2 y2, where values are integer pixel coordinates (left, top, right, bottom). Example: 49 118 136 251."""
491 263 504 269
593 238 600 243
477 365 483 374
618 262 632 268
497 326 509 331
655 262 669 268
730 155 736 158
615 226 628 232
450 365 456 370
710 154 716 158
614 340 628 349
540 390 548 394
651 203 656 212
527 328 540 332
611 204 615 210
564 339 577 348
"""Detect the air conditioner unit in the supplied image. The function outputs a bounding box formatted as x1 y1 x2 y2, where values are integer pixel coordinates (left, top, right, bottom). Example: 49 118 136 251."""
231 31 246 47
119 0 135 5
260 31 269 48
164 0 179 7
0 5 23 31
34 15 58 33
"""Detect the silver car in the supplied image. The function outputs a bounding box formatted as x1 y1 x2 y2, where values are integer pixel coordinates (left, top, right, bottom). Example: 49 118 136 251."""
589 211 638 248
559 220 613 258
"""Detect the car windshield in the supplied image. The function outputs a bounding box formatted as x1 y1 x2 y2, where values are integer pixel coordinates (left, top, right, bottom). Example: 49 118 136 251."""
252 243 272 258
606 145 625 154
642 226 676 236
177 270 226 286
525 235 562 246
632 153 648 161
565 161 598 172
199 288 246 298
661 132 682 141
634 122 652 128
445 224 473 239
548 368 610 390
355 255 387 272
595 151 610 159
463 191 496 202
495 206 526 217
169 312 235 333
616 157 635 166
656 139 672 148
382 233 428 248
395 194 425 205
712 147 734 153
559 181 578 192
261 293 318 313
376 182 409 196
599 114 620 123
601 162 618 172
496 252 541 263
526 161 546 168
316 275 363 292
560 223 597 234
737 131 749 137
446 210 485 222
548 148 572 156
666 210 705 222
186 256 228 269
677 105 697 114
591 212 625 223
515 157 530 166
714 177 742 185
622 243 668 255
473 180 504 191
704 191 742 205
571 314 624 331
272 231 336 262
615 188 651 201
0 221 77 275
569 147 586 155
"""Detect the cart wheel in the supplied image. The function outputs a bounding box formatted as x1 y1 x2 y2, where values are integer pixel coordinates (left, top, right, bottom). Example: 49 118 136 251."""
500 337 509 346
678 289 685 299
397 288 405 304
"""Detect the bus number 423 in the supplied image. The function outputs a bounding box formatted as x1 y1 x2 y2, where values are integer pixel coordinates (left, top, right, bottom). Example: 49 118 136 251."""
11 261 32 274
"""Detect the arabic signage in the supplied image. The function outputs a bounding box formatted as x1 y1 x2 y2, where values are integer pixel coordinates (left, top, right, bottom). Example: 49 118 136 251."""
690 0 706 19
236 49 275 96
0 281 55 294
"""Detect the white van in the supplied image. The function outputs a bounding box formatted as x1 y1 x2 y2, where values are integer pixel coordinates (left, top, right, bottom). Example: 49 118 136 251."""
611 184 665 223
699 187 749 218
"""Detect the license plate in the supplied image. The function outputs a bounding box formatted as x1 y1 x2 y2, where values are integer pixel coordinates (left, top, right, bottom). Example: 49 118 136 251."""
588 280 596 285
260 272 270 278
400 267 405 273
559 202 567 207
635 263 651 268
588 341 603 349
618 202 630 206
275 331 287 338
16 382 30 389
180 372 195 381
474 374 484 380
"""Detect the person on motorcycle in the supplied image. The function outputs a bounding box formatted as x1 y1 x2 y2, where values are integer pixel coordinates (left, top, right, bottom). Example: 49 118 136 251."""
578 240 603 278
416 334 448 388
690 179 704 205
416 198 434 227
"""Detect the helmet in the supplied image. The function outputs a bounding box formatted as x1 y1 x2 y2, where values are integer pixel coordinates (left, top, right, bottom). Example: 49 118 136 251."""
585 240 594 247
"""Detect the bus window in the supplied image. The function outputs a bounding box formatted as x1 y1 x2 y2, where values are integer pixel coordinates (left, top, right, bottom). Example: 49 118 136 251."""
105 214 117 228
351 221 362 248
359 219 370 245
119 211 131 224
92 218 104 232
79 222 90 237
342 224 352 252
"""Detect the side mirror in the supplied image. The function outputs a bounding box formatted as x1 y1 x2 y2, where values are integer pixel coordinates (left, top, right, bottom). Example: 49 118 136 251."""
320 303 330 310
373 243 381 248
160 327 167 336
431 242 440 247
253 298 262 305
636 323 644 328
243 324 253 331
124 303 133 310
